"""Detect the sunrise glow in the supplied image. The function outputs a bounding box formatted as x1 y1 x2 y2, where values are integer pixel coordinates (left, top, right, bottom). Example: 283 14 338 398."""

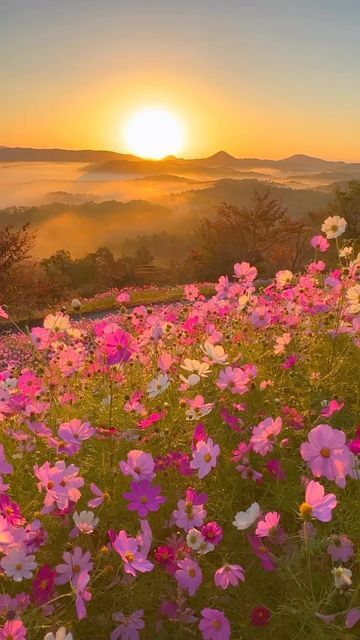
124 107 184 159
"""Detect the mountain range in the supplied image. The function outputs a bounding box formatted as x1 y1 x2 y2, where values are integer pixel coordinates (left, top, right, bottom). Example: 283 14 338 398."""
2 146 360 174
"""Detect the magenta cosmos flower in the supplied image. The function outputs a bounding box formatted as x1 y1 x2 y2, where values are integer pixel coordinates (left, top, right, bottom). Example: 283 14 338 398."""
214 564 245 589
175 558 202 596
190 438 220 479
300 424 353 488
199 608 231 640
300 480 337 522
251 605 271 626
123 480 166 518
111 610 145 640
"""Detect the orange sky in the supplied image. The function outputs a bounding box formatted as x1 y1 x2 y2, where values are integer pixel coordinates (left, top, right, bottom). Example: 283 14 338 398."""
1 1 360 161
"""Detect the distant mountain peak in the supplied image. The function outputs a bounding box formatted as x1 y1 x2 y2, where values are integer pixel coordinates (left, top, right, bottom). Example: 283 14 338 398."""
208 150 236 160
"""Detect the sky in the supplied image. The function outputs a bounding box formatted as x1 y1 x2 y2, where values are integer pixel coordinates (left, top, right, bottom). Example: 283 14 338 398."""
1 0 360 160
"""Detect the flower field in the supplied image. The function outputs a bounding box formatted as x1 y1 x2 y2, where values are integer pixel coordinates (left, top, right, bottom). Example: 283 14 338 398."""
0 216 359 639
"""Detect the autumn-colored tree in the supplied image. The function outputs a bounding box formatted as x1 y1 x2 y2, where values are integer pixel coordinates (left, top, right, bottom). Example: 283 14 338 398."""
189 190 309 280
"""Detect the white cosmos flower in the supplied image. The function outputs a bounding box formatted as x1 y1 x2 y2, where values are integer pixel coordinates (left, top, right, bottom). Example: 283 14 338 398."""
1 548 37 581
346 284 360 314
186 528 204 550
147 373 170 398
73 510 99 534
180 373 201 387
44 628 74 640
332 566 352 589
43 312 71 332
233 502 260 531
181 359 210 377
276 270 293 288
321 215 347 239
201 341 228 364
339 246 353 258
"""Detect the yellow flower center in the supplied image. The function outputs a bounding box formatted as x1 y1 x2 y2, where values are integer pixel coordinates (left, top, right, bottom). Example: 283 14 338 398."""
320 447 330 458
300 502 313 520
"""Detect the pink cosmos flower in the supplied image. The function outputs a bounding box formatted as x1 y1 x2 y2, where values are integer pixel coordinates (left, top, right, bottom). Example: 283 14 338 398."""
123 480 166 518
199 608 231 640
173 488 208 531
327 534 354 562
110 529 153 576
346 608 360 629
56 546 93 587
216 366 251 394
18 371 43 397
184 284 199 301
250 417 282 456
248 535 278 571
58 347 84 376
300 424 353 488
175 558 203 596
214 564 245 589
233 261 257 286
190 438 220 479
300 480 337 522
88 483 106 508
58 419 95 444
0 495 25 527
0 516 13 547
0 306 9 320
116 291 131 304
111 610 145 640
311 235 329 252
320 399 344 418
255 512 281 538
0 620 27 640
75 571 92 620
34 461 84 513
119 450 155 481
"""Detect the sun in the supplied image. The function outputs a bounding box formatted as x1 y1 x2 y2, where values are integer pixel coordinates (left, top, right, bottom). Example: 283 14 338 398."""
124 106 184 159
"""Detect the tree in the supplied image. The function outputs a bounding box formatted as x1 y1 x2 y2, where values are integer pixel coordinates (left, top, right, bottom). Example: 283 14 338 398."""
330 181 360 239
189 190 309 280
0 224 35 283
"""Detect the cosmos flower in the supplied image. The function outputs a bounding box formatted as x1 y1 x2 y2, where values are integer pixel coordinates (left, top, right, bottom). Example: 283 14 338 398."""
300 424 353 487
123 480 166 518
214 564 245 589
190 438 220 479
44 628 73 640
233 503 260 531
56 547 93 587
1 548 37 582
175 557 202 596
300 481 337 522
111 610 145 640
199 608 231 640
321 215 347 239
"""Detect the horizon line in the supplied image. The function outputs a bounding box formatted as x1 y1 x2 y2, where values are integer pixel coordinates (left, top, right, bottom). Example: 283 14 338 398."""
1 145 359 164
